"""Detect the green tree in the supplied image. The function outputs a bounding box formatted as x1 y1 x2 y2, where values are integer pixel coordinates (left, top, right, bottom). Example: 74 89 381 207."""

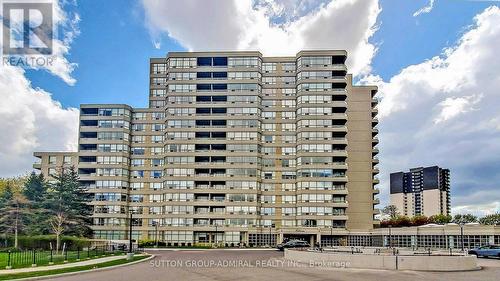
45 166 92 252
478 213 500 225
23 172 47 203
0 182 30 248
452 214 478 224
0 183 14 206
382 205 399 219
22 172 51 235
428 214 452 224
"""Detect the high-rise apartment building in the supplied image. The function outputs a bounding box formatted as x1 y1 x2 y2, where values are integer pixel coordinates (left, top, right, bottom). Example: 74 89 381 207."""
390 166 450 217
34 50 379 246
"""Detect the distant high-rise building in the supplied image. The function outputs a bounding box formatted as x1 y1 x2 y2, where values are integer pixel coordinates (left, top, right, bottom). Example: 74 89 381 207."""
390 166 450 217
34 50 379 246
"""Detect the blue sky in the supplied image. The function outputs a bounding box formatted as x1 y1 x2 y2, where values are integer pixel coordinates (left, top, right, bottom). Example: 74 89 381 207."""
25 0 495 108
1 0 500 216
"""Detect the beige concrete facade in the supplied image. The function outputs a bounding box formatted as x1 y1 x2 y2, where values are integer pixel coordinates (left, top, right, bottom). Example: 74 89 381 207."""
34 50 379 246
33 151 78 180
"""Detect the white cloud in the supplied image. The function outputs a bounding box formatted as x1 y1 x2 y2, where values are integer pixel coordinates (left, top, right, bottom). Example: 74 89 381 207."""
434 94 482 124
141 0 381 75
452 201 500 217
0 0 80 177
0 65 79 177
372 6 500 214
413 0 435 17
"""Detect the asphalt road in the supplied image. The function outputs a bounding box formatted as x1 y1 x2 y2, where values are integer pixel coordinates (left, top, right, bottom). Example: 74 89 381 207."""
50 249 500 281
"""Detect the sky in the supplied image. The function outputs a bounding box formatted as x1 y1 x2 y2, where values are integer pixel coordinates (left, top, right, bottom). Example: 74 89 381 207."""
1 0 499 217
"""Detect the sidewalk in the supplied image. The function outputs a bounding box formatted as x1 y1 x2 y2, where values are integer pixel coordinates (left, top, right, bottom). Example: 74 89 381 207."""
0 254 131 275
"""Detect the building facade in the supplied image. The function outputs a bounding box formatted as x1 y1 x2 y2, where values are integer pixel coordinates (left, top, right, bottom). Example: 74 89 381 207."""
390 166 450 217
34 50 379 246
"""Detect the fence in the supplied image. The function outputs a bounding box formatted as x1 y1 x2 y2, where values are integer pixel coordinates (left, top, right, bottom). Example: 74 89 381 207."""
1 245 129 269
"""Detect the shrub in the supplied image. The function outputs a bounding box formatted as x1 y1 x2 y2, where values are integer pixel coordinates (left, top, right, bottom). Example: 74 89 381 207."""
1 235 90 250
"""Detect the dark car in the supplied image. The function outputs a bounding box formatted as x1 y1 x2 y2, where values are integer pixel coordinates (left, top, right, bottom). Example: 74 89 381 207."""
468 245 500 258
277 240 310 251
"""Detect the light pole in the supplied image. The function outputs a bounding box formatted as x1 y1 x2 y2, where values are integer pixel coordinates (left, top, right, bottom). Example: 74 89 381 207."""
416 226 419 250
330 225 333 247
388 225 392 248
459 222 465 253
152 221 159 248
215 224 218 244
127 211 133 260
269 226 272 246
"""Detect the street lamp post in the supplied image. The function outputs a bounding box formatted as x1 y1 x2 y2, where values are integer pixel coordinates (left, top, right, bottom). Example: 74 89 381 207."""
127 211 133 260
215 224 218 244
152 221 158 248
460 222 465 253
416 226 419 250
269 226 272 246
388 225 392 248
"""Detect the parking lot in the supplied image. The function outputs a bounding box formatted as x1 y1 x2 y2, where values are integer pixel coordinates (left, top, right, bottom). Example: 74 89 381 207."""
51 249 500 281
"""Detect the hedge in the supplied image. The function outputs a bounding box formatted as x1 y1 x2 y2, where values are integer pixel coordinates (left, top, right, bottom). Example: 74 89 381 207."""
0 235 90 250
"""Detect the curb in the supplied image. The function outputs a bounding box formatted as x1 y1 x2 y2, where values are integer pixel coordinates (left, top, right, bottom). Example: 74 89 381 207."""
144 248 278 251
7 254 155 281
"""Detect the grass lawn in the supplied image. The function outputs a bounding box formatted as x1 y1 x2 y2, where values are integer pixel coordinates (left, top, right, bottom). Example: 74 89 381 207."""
0 250 126 269
0 255 149 280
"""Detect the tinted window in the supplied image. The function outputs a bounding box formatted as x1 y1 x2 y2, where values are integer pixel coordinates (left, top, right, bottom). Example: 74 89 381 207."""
213 57 228 66
211 132 226 138
197 72 211 78
212 84 227 90
212 120 226 126
197 84 211 91
196 96 211 102
196 108 211 114
195 132 210 138
213 72 228 78
197 57 212 66
196 120 210 126
212 96 227 102
212 108 227 114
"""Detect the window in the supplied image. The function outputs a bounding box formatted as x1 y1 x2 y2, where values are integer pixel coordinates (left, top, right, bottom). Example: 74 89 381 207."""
262 63 276 73
168 57 196 68
48 156 57 164
63 156 72 164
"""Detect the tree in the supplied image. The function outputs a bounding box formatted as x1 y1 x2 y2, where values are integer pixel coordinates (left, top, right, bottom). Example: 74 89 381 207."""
478 213 500 225
382 205 399 219
0 182 30 248
0 183 14 207
428 214 452 224
23 172 47 203
411 215 429 226
452 214 478 224
45 166 92 252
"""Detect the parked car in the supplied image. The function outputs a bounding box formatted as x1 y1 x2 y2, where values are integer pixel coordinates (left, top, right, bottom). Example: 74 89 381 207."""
468 245 500 258
277 240 310 251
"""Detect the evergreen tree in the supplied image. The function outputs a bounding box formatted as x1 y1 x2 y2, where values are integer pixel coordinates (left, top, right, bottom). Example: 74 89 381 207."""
23 172 50 235
45 166 92 252
23 172 47 203
0 183 14 207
